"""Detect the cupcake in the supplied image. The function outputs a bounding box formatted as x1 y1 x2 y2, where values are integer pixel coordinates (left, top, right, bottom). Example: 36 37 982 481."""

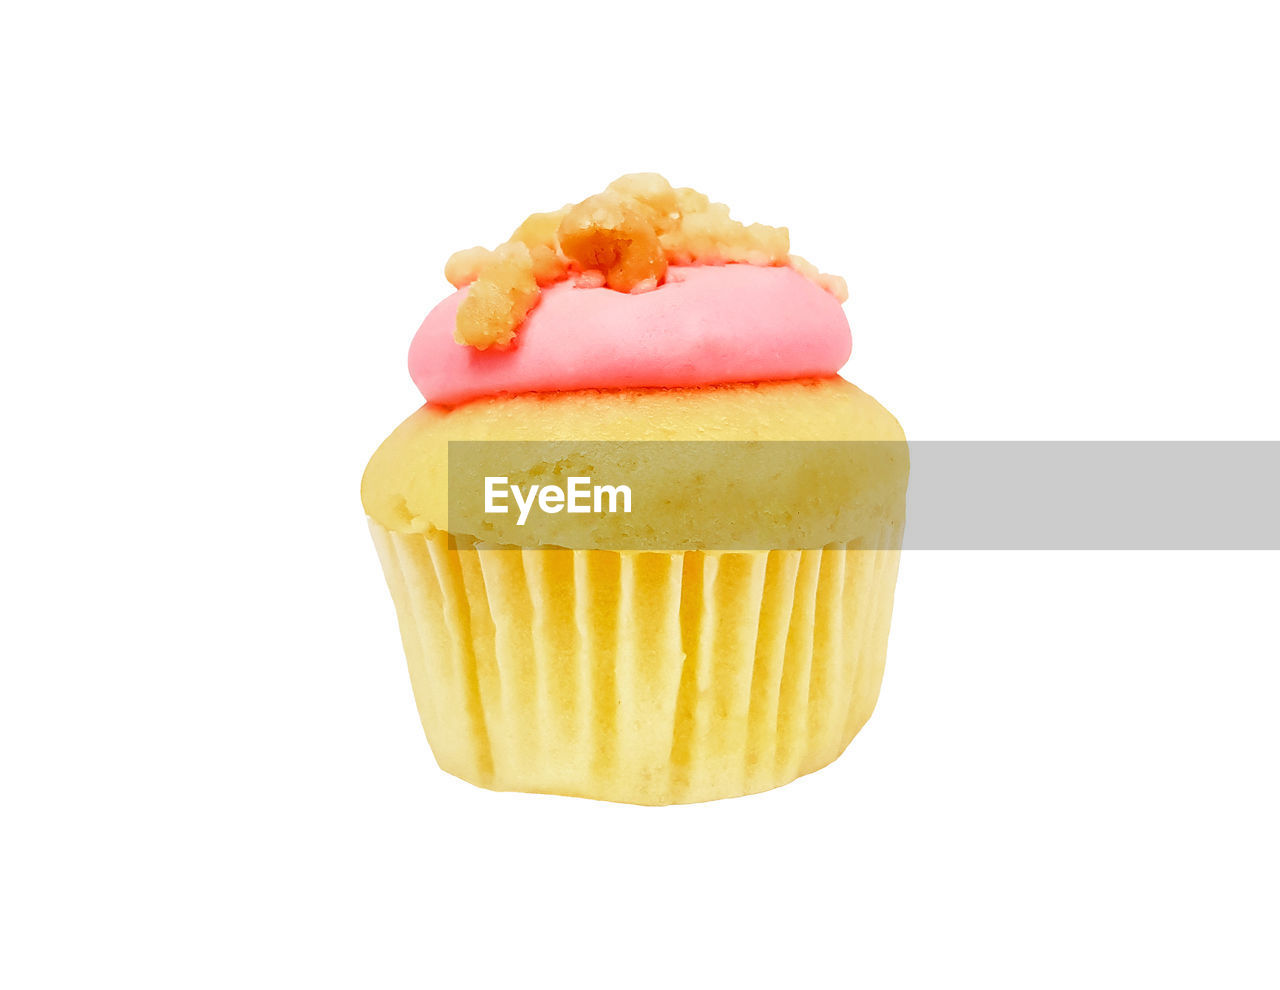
363 174 907 805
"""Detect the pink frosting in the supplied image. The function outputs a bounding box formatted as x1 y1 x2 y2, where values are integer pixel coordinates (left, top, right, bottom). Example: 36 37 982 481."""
408 264 851 406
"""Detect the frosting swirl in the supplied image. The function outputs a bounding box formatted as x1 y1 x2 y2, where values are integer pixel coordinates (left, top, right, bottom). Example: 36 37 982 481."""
409 264 851 407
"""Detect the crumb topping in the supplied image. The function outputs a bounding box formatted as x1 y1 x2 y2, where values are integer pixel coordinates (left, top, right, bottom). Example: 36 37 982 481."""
452 242 539 350
445 173 846 349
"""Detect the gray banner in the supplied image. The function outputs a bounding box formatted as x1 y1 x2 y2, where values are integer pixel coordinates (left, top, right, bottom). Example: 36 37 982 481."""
445 441 1280 550
904 441 1280 549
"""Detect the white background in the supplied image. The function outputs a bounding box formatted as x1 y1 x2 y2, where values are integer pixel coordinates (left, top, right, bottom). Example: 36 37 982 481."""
3 1 1278 987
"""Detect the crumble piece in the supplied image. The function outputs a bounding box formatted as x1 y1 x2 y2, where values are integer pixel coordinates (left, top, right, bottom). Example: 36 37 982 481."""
557 192 668 293
444 246 491 288
453 242 539 349
789 254 850 303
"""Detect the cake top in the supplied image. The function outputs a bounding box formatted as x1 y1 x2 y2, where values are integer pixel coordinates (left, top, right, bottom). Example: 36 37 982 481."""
443 173 847 350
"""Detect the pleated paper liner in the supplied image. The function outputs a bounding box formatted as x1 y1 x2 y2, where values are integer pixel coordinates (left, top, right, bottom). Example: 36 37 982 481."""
370 522 903 805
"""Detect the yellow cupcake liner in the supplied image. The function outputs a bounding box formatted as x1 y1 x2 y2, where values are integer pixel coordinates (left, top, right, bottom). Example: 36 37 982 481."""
369 521 903 805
